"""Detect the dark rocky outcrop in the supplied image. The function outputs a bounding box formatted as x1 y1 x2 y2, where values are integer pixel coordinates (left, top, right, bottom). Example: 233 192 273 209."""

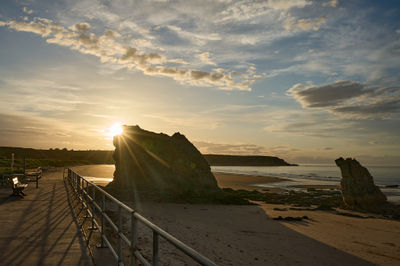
203 154 297 166
108 125 219 199
335 157 387 211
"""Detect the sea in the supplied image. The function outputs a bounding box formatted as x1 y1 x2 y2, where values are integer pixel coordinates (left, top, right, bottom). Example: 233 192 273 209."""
211 164 400 203
73 164 400 203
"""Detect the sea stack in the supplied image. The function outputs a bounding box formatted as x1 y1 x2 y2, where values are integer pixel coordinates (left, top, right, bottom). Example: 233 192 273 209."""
109 125 219 197
335 157 387 210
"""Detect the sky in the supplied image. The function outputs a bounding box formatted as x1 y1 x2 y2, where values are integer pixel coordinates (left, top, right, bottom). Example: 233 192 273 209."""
0 0 399 165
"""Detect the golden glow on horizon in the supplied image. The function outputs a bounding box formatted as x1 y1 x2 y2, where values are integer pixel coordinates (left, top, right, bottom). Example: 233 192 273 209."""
108 123 123 137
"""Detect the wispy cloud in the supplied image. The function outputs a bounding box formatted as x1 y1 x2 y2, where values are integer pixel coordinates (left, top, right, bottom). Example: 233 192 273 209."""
196 52 216 66
0 112 107 149
22 7 33 15
284 15 326 32
194 140 299 156
287 81 400 118
218 0 311 22
0 78 83 115
0 18 253 90
323 0 339 8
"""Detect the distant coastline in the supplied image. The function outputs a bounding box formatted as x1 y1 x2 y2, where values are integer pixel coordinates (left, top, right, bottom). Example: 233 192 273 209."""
204 154 297 166
0 146 296 167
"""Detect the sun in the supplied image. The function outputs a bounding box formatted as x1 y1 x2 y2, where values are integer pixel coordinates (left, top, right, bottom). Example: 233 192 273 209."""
108 123 123 137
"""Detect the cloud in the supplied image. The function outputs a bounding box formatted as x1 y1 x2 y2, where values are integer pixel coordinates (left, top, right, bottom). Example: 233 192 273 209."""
0 112 107 149
4 20 54 36
264 119 356 138
70 22 91 32
143 113 223 129
284 15 326 32
219 0 311 22
0 17 253 91
331 97 400 118
0 78 83 115
197 52 216 65
193 141 270 156
323 0 338 8
288 81 365 108
22 7 34 14
267 0 311 10
166 25 222 45
168 58 189 65
121 46 166 65
193 141 301 162
287 80 400 118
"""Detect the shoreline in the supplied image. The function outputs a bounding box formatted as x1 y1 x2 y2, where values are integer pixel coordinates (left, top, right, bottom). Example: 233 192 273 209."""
70 165 399 203
213 171 340 193
213 171 288 193
213 171 400 204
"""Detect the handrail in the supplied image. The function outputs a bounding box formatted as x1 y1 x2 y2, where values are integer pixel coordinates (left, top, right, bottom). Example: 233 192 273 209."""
64 168 216 266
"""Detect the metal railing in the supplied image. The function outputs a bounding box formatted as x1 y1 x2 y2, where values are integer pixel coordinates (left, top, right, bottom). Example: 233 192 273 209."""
64 168 216 266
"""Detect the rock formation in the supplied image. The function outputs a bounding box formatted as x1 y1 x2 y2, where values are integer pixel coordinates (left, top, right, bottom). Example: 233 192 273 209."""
109 125 219 197
335 157 386 210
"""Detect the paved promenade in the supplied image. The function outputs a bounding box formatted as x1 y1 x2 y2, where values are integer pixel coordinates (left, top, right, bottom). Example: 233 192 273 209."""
0 169 93 265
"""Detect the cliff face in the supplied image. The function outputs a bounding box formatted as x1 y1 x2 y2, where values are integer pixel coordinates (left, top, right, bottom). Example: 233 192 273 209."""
335 157 386 210
110 126 219 195
204 154 296 166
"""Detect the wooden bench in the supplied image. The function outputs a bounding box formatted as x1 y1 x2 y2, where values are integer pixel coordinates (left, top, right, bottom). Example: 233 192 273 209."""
25 167 42 188
10 176 28 197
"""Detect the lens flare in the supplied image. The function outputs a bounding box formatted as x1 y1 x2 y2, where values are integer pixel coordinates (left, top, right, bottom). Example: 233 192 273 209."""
108 123 123 136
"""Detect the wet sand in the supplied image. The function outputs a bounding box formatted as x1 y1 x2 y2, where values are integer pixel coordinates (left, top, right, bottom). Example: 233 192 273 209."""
213 171 340 192
213 171 288 193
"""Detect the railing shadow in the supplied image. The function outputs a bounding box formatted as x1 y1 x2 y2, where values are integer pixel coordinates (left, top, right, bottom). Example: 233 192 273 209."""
129 201 375 265
0 171 92 265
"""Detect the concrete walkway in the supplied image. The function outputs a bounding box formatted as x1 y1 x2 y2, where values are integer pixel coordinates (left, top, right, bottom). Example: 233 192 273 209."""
0 169 93 266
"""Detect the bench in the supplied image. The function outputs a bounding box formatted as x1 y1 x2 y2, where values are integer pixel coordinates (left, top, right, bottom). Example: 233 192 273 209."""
25 167 42 188
10 176 28 197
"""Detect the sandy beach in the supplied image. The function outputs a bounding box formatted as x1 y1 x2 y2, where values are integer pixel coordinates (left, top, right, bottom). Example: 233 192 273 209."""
126 173 400 265
72 166 400 265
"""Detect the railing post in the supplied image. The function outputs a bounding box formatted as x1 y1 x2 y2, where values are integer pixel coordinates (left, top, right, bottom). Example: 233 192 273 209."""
131 212 137 266
100 193 106 248
89 185 96 230
118 205 123 265
153 231 159 266
80 177 84 211
74 169 78 194
84 180 90 218
75 172 79 193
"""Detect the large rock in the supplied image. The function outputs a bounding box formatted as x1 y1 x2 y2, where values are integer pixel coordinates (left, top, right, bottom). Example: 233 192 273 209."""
109 125 219 197
335 157 386 210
